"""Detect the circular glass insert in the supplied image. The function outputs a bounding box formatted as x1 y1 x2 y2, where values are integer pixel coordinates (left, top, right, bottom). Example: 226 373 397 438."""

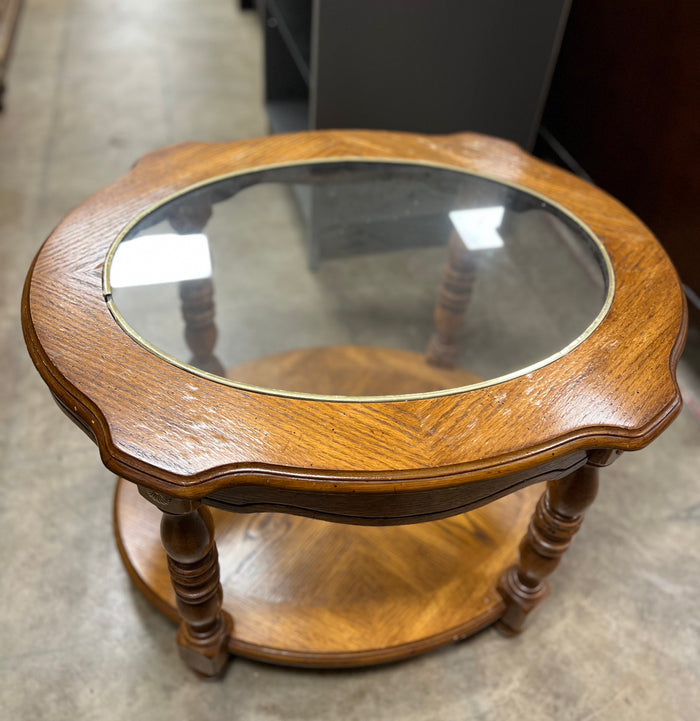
104 161 612 400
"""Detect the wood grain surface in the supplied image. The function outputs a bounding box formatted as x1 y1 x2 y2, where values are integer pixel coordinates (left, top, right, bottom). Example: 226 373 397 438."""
227 346 482 398
22 131 687 506
115 478 543 667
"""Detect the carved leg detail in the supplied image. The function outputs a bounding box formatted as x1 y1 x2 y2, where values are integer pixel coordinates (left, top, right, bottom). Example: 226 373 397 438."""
139 487 232 676
179 278 226 377
426 231 478 368
168 196 226 377
161 506 233 676
496 463 599 635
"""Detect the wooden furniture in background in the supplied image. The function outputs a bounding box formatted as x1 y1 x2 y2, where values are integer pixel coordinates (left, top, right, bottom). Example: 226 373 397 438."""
22 131 686 677
538 0 700 299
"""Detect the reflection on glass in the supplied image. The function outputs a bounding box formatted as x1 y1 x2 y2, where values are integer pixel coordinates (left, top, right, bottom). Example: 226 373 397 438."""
449 206 505 251
109 234 212 288
105 161 611 400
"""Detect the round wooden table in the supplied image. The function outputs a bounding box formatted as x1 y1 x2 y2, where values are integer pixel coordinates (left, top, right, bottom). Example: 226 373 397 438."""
22 131 687 677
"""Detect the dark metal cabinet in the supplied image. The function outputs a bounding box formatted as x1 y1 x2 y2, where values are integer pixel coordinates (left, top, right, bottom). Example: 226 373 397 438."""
263 0 571 150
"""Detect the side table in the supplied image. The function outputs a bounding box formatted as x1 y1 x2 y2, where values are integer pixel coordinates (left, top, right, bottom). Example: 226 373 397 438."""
22 130 687 676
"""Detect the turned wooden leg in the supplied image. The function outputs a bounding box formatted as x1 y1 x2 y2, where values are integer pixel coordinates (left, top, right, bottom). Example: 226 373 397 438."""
179 278 226 377
139 488 233 676
168 196 226 377
496 463 599 635
426 231 478 368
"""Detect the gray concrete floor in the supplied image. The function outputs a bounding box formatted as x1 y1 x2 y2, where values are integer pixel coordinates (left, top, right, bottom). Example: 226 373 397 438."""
2 1 699 719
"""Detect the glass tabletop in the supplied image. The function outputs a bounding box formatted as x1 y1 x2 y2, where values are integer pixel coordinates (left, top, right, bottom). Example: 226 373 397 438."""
104 160 612 400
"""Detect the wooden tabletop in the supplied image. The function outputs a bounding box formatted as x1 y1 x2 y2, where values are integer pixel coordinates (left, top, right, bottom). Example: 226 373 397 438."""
22 131 686 516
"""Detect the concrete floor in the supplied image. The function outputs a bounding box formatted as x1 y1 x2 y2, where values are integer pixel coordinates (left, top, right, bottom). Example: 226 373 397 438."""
2 1 699 719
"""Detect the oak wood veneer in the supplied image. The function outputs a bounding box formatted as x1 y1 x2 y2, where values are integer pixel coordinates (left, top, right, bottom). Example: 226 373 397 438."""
22 131 687 676
117 478 543 667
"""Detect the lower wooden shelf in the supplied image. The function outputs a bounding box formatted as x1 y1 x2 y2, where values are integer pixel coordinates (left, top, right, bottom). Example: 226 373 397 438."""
114 478 541 667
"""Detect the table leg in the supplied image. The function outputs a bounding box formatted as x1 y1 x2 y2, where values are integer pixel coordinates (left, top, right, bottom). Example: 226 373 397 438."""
426 231 477 368
179 278 226 377
167 196 226 377
139 488 233 676
495 463 599 635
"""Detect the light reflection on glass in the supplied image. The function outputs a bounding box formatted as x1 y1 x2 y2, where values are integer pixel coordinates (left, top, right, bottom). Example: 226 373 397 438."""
103 161 611 400
449 206 505 250
109 234 212 289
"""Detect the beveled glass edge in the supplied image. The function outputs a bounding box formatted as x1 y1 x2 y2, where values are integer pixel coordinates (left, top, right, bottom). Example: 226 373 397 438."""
102 156 616 403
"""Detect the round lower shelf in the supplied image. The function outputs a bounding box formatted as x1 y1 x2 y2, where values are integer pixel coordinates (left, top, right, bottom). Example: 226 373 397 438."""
222 344 483 397
114 478 541 667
